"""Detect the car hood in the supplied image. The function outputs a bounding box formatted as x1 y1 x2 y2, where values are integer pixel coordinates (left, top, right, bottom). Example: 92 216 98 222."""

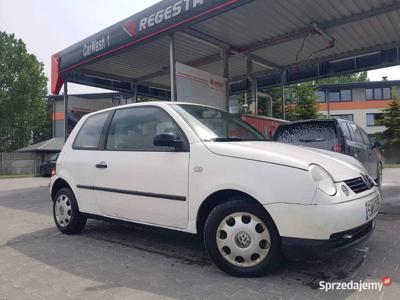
204 141 366 182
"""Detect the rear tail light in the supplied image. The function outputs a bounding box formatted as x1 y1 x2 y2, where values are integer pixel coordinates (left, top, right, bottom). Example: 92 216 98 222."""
51 166 56 177
332 144 345 153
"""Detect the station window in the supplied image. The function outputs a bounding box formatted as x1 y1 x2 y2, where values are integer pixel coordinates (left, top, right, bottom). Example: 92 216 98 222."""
366 87 391 100
366 113 384 126
328 91 340 102
328 90 352 102
315 91 325 102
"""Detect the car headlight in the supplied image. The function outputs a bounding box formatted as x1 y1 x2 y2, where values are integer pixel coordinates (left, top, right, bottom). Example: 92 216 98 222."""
309 164 337 196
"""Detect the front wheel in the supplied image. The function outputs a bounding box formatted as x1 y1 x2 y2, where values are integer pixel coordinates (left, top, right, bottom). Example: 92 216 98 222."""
53 187 87 234
204 199 282 277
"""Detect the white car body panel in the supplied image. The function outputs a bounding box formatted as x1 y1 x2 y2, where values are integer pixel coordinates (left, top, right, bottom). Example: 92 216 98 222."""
50 102 380 242
93 150 189 228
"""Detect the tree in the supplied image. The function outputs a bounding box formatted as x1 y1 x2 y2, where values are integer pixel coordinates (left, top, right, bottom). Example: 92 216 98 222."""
377 99 400 163
316 71 369 85
285 83 319 121
0 31 50 152
254 72 369 120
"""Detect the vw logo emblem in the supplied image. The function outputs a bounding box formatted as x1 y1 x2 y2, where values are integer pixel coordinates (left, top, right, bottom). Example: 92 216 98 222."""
235 232 251 248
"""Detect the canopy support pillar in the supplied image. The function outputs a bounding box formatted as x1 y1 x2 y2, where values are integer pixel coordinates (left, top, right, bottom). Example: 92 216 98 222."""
281 70 286 120
63 82 68 141
169 33 177 102
247 59 257 115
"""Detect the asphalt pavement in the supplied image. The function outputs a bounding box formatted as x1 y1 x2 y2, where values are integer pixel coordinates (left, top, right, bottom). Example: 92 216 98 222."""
0 171 399 300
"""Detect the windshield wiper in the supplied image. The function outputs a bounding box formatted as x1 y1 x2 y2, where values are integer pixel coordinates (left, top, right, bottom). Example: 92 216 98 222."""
299 138 326 143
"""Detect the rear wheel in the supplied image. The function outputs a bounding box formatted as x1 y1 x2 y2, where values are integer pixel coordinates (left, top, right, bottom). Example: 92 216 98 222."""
204 199 282 277
53 187 87 234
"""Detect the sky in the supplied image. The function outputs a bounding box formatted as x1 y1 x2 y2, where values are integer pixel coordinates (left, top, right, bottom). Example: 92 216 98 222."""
1 0 400 95
0 0 160 94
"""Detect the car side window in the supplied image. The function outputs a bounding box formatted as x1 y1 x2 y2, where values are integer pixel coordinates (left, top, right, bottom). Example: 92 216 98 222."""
360 128 372 147
105 107 184 151
73 112 110 149
348 123 364 144
339 121 351 139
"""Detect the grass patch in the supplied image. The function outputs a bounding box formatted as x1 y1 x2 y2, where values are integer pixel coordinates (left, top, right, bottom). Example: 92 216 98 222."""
384 164 400 168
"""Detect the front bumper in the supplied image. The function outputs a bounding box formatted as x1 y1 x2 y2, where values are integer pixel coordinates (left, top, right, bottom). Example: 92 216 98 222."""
265 188 380 258
281 219 375 259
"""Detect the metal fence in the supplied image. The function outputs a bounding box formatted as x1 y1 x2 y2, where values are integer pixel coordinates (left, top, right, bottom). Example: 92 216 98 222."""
0 152 41 176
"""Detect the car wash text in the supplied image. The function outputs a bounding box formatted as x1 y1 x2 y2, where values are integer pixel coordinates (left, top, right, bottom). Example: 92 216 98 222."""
139 0 207 31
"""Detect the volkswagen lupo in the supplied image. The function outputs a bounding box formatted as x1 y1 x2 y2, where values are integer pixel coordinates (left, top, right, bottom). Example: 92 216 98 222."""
50 102 380 277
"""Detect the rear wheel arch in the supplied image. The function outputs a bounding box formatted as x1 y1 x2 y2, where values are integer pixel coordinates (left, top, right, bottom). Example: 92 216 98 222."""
51 178 72 200
196 189 279 236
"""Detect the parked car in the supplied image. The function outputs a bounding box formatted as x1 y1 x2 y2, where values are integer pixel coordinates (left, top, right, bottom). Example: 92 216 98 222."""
273 119 383 186
50 103 380 277
39 153 59 176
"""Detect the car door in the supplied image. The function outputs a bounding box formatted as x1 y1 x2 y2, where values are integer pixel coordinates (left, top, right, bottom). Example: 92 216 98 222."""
346 122 370 173
69 111 112 213
360 127 377 177
337 120 352 155
93 106 190 229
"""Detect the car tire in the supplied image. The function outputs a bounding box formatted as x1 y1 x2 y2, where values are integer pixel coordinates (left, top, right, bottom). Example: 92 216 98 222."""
204 199 282 277
53 187 87 234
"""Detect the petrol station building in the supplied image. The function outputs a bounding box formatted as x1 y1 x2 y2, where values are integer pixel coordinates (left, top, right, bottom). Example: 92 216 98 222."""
51 0 400 140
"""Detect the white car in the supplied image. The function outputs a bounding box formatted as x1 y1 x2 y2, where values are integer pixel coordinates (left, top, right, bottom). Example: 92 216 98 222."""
50 102 380 277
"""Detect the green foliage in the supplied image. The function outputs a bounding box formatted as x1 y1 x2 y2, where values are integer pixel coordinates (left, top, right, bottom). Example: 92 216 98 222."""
250 72 370 120
285 83 319 121
316 71 369 85
0 31 50 151
377 100 400 163
378 99 400 143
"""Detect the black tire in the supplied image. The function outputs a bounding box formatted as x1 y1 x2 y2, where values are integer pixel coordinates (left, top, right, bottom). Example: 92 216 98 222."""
53 187 87 234
204 199 282 277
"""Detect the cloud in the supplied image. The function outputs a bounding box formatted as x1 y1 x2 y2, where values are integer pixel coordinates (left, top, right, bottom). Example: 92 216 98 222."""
0 0 160 94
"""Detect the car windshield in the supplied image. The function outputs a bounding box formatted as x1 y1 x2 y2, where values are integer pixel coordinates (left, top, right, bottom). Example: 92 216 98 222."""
172 104 266 142
273 121 338 150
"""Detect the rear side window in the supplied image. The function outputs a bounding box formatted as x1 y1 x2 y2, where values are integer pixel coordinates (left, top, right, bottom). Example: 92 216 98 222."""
73 112 110 149
360 128 372 147
339 121 351 139
274 121 338 151
348 123 364 144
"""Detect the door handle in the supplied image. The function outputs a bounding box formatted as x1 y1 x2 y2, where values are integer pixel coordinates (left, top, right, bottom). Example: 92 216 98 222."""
96 162 107 169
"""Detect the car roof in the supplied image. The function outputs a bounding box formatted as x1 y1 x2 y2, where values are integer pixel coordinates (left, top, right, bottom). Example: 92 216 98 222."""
82 101 224 119
277 119 338 127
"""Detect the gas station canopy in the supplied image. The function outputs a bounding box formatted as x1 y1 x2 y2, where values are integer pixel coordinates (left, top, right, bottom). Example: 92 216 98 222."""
52 0 400 97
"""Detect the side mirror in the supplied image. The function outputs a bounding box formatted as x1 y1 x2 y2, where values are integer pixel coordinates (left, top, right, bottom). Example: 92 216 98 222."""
373 141 381 149
153 133 183 150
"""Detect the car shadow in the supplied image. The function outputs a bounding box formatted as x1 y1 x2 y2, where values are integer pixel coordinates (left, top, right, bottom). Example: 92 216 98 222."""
4 218 379 299
2 186 398 298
